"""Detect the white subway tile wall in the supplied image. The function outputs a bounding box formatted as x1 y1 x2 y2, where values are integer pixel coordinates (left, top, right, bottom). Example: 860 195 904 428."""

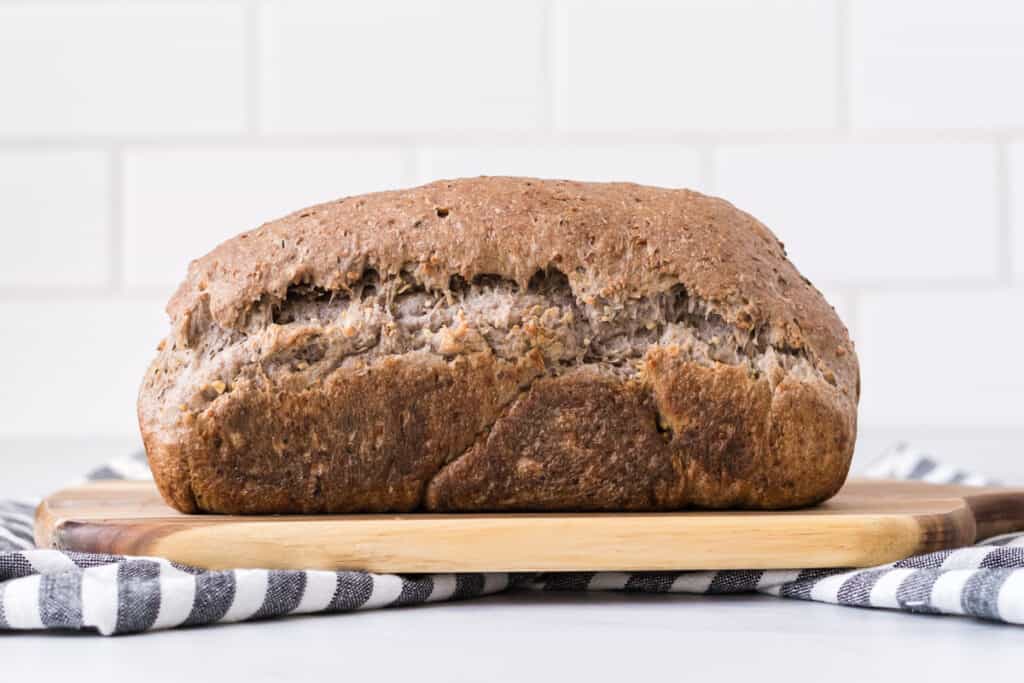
858 291 1024 428
553 0 838 131
850 0 1024 129
260 1 547 132
1013 143 1024 281
122 146 408 293
0 4 246 136
0 150 110 288
0 300 167 436
713 143 999 286
1 1 1022 470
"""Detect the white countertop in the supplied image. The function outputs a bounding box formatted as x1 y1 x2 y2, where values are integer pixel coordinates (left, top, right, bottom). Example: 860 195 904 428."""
5 591 1022 682
3 438 1023 680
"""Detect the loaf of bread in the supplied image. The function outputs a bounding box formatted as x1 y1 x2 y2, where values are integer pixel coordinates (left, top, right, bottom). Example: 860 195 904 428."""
138 177 858 514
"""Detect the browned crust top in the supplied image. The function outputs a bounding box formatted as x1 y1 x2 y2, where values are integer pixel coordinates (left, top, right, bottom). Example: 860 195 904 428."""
168 176 856 399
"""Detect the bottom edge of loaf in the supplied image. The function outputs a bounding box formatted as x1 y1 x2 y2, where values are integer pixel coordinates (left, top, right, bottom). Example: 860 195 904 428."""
140 357 856 515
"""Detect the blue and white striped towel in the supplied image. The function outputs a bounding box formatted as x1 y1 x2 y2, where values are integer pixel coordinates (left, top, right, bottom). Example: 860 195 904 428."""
1 443 1022 635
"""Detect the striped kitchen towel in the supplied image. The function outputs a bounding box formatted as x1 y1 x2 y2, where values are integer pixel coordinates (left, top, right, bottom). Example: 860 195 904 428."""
2 442 1022 635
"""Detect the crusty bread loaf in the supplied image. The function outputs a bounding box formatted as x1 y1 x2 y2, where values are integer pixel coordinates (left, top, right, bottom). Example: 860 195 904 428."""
138 177 858 514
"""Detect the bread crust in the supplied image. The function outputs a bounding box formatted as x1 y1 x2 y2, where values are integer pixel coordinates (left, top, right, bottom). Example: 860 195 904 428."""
138 177 858 513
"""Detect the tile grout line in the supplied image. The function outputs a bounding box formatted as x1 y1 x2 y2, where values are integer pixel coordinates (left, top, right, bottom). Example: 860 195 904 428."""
244 0 263 135
995 139 1013 284
547 0 565 133
538 0 555 133
1 130 1021 148
107 147 124 294
834 0 850 132
698 144 715 194
0 287 168 301
403 146 420 187
0 0 254 4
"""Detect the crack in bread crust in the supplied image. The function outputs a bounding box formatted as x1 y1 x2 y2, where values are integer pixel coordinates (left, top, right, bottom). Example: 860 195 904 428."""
144 267 827 427
419 365 546 507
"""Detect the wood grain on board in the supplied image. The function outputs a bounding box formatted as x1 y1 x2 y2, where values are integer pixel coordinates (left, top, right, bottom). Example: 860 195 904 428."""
35 479 1024 572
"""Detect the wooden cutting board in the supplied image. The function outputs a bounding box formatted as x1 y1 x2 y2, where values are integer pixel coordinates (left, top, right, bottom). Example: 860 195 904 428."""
35 479 1024 572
